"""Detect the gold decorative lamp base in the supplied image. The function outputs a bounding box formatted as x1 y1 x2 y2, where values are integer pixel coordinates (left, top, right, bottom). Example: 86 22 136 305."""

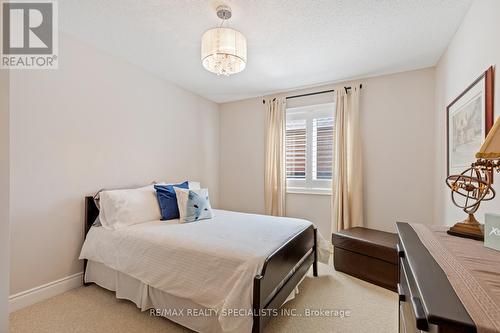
447 214 484 241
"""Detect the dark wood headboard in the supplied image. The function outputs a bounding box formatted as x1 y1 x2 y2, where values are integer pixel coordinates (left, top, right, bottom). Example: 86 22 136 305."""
83 196 99 285
85 196 99 235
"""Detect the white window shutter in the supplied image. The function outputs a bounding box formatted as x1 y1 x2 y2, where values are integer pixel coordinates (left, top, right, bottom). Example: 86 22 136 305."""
285 119 307 179
285 103 334 193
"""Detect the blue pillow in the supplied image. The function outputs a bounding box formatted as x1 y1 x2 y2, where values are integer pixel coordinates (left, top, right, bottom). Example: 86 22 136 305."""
154 181 189 220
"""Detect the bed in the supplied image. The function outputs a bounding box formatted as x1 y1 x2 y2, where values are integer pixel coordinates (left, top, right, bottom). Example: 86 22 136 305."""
80 196 328 333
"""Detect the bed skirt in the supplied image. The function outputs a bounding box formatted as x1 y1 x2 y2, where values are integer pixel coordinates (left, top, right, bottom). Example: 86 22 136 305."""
85 260 302 333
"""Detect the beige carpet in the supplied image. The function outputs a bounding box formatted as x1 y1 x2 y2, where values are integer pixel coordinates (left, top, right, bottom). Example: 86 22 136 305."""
10 264 397 333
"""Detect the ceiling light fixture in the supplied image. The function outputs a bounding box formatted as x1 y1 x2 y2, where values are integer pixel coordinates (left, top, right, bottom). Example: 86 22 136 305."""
201 5 247 76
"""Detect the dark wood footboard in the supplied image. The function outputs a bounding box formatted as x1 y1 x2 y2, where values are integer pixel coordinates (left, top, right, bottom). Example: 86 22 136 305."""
252 225 318 333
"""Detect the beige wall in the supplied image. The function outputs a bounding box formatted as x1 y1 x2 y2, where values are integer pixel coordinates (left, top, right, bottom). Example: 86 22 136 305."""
219 68 436 235
219 98 266 214
9 33 220 295
0 68 9 332
361 69 436 232
434 0 500 225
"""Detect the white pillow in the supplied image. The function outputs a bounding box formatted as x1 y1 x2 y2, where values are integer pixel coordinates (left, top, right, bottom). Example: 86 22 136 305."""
188 181 201 190
99 185 161 229
155 181 200 189
174 188 214 223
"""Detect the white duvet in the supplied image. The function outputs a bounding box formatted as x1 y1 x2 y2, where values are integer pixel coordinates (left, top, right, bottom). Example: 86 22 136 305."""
79 209 330 333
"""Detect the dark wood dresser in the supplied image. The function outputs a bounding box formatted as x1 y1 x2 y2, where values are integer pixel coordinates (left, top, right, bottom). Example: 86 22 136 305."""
396 222 476 333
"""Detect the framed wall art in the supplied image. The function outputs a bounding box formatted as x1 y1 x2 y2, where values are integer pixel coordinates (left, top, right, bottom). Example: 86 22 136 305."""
447 66 495 176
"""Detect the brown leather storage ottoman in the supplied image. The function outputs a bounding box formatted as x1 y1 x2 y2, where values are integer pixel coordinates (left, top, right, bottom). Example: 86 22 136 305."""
332 227 398 292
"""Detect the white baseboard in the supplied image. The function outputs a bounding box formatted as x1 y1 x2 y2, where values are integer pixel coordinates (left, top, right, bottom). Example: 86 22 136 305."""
9 272 83 313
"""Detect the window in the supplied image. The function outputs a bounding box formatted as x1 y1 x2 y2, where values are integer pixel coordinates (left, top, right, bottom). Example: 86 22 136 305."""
285 103 334 194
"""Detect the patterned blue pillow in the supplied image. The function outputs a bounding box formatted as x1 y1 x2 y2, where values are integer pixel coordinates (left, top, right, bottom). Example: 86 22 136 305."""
174 188 214 223
154 181 189 220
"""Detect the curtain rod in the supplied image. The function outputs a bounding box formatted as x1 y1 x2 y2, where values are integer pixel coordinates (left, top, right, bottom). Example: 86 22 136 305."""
262 84 362 104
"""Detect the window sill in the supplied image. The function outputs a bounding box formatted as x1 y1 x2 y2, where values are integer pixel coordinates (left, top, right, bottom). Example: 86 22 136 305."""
286 188 332 196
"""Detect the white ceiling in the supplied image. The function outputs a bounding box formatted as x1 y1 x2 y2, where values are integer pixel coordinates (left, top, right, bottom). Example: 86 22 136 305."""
58 0 472 103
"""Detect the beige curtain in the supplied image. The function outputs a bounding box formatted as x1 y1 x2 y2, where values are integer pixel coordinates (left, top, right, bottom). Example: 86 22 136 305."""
332 86 363 232
264 97 286 216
